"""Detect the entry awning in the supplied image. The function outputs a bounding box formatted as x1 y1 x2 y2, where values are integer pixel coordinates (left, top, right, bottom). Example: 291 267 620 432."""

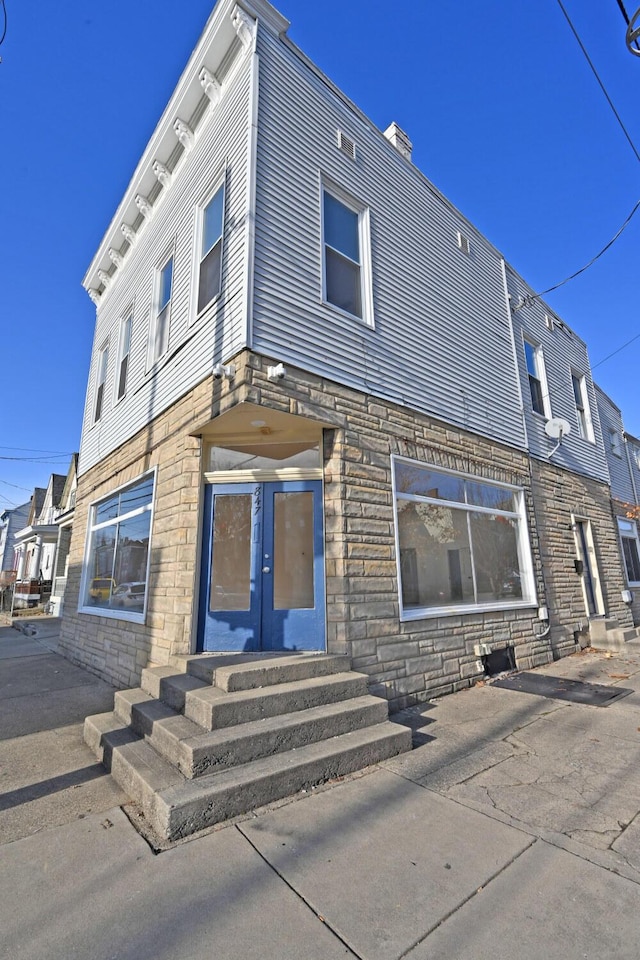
191 401 339 460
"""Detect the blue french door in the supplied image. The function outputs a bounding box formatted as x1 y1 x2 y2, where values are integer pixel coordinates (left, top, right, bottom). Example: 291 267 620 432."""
197 480 325 652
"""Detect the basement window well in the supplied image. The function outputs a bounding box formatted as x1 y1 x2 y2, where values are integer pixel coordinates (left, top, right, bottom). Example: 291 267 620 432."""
482 646 516 676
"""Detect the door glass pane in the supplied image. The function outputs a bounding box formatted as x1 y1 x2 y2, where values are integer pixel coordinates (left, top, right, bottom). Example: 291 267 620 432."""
273 492 314 610
210 494 252 611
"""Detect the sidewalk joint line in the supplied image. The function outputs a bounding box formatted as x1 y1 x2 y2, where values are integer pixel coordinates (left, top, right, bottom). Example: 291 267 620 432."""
395 837 538 959
235 822 363 959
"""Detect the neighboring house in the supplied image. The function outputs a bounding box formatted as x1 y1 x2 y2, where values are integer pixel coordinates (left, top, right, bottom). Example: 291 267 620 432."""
0 501 31 610
596 386 640 626
49 455 79 617
0 501 30 585
60 0 636 706
13 475 66 610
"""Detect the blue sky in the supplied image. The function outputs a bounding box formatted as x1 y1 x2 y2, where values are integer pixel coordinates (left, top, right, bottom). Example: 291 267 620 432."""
0 0 638 511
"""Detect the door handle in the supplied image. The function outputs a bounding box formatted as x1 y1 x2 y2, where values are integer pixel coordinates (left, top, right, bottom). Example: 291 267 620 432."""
262 566 271 574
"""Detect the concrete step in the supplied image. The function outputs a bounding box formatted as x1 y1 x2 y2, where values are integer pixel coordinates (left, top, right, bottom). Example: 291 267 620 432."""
114 687 154 725
589 623 640 653
185 653 352 691
106 721 413 840
130 694 390 778
84 711 140 765
184 670 369 730
141 667 208 711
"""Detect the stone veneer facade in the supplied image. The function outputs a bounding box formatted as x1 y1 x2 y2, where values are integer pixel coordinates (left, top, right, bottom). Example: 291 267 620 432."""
530 460 635 650
611 499 640 627
61 350 630 710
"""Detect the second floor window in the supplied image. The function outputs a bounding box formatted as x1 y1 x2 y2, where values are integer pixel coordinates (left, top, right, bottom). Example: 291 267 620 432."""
117 314 132 401
94 344 109 423
571 373 593 441
322 188 364 319
151 256 173 365
610 428 623 457
524 339 547 417
197 184 225 314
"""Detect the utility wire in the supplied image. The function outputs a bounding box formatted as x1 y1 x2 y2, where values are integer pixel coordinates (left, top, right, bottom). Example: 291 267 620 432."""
516 199 640 307
556 0 640 163
0 478 32 492
0 456 70 463
0 1 6 48
592 331 640 368
0 445 73 455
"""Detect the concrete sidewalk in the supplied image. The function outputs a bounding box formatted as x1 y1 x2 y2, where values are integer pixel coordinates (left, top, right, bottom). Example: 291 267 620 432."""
3 621 640 959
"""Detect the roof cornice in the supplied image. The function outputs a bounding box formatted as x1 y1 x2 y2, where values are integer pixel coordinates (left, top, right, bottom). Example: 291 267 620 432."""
83 0 289 302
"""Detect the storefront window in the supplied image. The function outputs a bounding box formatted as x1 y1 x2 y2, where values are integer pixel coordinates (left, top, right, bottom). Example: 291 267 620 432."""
81 473 154 619
394 458 534 618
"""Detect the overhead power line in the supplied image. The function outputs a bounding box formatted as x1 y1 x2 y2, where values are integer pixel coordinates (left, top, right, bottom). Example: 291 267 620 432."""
0 445 73 455
0 0 6 48
515 198 640 308
592 331 640 369
556 0 640 163
0 478 32 492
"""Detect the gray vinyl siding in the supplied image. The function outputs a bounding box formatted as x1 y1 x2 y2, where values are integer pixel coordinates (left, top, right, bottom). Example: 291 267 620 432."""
78 56 252 476
595 386 635 502
251 28 526 449
626 436 640 505
505 267 609 483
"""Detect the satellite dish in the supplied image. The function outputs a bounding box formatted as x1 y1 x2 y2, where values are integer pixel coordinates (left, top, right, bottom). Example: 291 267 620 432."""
545 417 571 440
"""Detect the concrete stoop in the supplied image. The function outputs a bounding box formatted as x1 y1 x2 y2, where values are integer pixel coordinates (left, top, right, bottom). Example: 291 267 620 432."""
589 617 640 653
84 653 412 840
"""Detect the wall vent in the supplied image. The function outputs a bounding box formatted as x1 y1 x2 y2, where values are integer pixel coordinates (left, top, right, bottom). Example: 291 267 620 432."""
544 314 554 331
337 130 356 160
457 231 470 255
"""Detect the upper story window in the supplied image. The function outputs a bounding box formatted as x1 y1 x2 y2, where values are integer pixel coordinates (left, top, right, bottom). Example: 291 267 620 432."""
116 313 133 402
197 184 225 314
609 427 623 457
523 339 549 417
322 187 371 324
150 255 173 366
618 518 640 584
94 343 109 423
571 373 594 441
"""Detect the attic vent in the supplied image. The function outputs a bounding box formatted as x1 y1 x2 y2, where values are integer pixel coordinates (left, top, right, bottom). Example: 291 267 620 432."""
544 314 554 331
337 130 356 160
457 231 470 255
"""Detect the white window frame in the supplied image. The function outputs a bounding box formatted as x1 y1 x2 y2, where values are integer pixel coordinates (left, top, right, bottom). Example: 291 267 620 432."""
609 427 623 458
320 179 373 327
523 338 551 418
392 456 536 620
191 178 226 323
78 469 156 623
148 250 174 368
571 371 594 442
94 342 109 424
618 518 640 585
115 310 133 403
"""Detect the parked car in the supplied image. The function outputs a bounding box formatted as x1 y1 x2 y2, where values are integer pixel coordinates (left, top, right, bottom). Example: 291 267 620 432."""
89 577 116 603
111 582 146 610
